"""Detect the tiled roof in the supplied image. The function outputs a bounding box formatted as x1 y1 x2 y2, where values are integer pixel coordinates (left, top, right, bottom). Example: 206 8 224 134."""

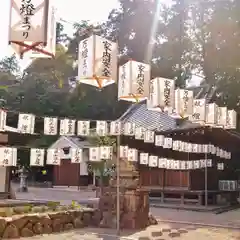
118 101 200 133
117 85 213 133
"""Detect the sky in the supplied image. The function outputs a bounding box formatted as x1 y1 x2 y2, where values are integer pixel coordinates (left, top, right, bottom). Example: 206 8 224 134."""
0 0 119 68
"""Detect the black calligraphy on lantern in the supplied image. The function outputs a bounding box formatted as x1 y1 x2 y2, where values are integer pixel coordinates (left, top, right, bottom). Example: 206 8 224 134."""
136 64 145 95
149 79 154 102
52 149 59 164
164 80 171 107
102 41 112 77
20 0 35 39
67 120 74 135
183 90 189 112
35 149 42 165
48 118 56 135
115 122 120 134
81 39 88 76
121 65 126 95
21 114 30 133
82 121 88 135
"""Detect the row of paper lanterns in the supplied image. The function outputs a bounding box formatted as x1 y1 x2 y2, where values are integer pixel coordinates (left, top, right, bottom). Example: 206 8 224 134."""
77 35 236 129
0 146 226 171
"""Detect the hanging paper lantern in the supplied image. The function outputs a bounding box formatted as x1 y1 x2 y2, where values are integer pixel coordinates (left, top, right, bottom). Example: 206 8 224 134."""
70 148 83 164
155 135 165 147
193 160 200 169
44 117 58 135
140 153 149 165
124 122 135 136
144 130 155 143
206 103 218 126
120 146 128 159
217 163 224 170
118 60 151 102
60 119 76 136
174 89 193 118
207 159 212 167
147 77 175 113
135 127 145 140
96 121 108 136
226 110 237 129
18 113 35 134
186 161 193 170
217 107 227 128
77 121 90 136
78 35 118 88
30 149 45 166
46 149 61 165
0 147 17 166
148 155 158 167
110 121 121 135
189 99 206 124
127 148 138 162
163 137 173 149
0 110 6 131
9 0 49 58
89 147 100 161
158 158 167 168
100 146 112 160
180 161 187 170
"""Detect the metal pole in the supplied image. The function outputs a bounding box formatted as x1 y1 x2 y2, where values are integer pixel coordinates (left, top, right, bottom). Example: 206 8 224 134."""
116 134 120 236
204 152 208 207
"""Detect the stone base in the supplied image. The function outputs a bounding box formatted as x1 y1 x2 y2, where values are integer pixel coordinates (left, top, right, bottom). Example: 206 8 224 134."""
98 187 150 230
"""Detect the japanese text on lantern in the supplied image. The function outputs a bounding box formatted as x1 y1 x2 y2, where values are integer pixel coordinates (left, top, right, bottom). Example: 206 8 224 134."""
20 0 35 39
183 90 189 112
48 118 55 134
149 79 154 101
35 149 42 165
193 100 202 120
3 148 10 165
136 64 145 94
102 41 112 77
121 64 126 95
81 39 88 76
164 80 170 107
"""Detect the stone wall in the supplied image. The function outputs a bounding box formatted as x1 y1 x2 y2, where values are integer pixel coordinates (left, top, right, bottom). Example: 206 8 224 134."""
0 208 101 239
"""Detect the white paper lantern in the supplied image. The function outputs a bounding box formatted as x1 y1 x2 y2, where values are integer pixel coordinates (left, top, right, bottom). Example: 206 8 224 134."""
217 162 224 170
18 113 35 134
0 110 7 131
100 146 112 160
124 122 135 136
172 140 180 151
60 119 76 136
174 160 180 169
89 147 100 162
144 130 155 143
193 160 200 169
77 121 90 136
30 148 45 166
206 103 218 126
186 161 193 170
118 60 151 102
96 121 108 136
127 148 138 162
226 110 237 129
28 3 56 59
166 159 171 169
217 107 227 128
110 121 121 135
207 159 212 167
210 145 216 155
158 158 167 168
70 148 83 163
44 117 58 135
192 144 198 153
120 146 128 159
174 89 193 118
202 144 209 153
219 149 224 159
186 143 193 152
190 99 206 123
163 137 173 149
200 159 206 168
78 35 118 88
180 161 187 170
148 155 158 167
216 147 220 157
135 127 145 140
9 0 49 58
147 77 175 113
155 135 165 147
140 153 149 165
0 147 17 166
47 149 61 165
183 142 189 152
179 141 185 152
